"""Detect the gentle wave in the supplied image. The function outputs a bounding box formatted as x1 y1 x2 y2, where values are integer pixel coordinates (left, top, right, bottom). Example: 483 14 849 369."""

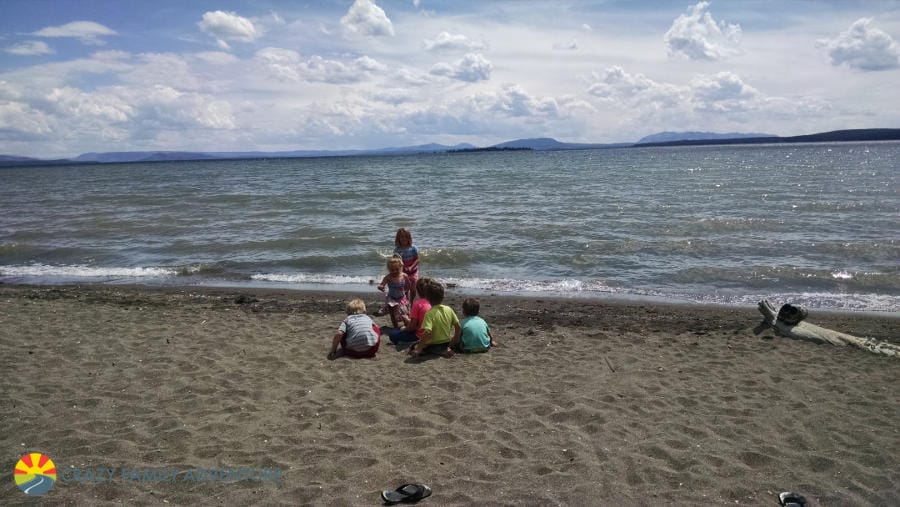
437 277 616 294
2 263 897 312
251 273 375 285
669 265 900 292
374 247 476 268
0 264 177 278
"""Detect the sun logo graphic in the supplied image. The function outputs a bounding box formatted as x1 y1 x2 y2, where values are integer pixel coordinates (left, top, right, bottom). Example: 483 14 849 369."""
14 453 57 496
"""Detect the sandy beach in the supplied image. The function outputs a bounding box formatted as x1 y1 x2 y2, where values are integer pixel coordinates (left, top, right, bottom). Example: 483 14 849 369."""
1 283 897 505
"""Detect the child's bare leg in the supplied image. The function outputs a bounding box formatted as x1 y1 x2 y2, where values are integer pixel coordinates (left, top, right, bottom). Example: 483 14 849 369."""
389 306 400 328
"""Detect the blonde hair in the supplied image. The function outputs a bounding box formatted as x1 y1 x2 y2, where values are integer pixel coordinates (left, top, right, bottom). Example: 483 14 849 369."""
346 299 367 315
395 228 412 248
387 255 403 270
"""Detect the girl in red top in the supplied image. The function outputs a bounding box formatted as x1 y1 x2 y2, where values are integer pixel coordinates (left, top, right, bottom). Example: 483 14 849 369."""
389 277 432 343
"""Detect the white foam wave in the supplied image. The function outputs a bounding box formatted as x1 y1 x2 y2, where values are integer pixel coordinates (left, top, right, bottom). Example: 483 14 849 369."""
3 266 895 312
251 273 375 285
436 277 616 293
831 270 853 280
686 290 899 313
0 264 176 278
250 273 617 294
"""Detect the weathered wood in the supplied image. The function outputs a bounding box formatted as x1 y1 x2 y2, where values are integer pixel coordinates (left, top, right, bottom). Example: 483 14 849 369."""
756 299 899 357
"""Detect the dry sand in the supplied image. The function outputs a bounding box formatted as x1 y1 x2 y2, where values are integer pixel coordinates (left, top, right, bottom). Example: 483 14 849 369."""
1 283 898 506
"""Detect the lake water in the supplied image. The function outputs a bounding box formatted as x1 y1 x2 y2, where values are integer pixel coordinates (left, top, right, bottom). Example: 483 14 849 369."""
1 142 898 312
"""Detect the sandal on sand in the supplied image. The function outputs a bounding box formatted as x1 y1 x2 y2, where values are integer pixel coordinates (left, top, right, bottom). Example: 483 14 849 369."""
381 483 432 504
778 492 808 507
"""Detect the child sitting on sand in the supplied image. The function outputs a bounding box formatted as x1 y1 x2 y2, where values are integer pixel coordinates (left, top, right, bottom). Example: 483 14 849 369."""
410 280 460 357
393 228 420 301
329 299 380 359
452 298 498 353
377 255 410 328
389 277 432 344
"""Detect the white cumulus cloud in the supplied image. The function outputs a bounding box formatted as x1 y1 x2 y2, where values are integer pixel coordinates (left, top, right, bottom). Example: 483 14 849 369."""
46 86 134 122
32 21 117 45
341 0 395 37
481 84 560 117
553 39 578 50
585 65 831 133
126 85 237 130
370 88 416 105
423 31 486 52
817 18 900 71
0 100 55 137
5 41 55 56
198 11 260 49
664 1 741 61
430 53 492 82
255 48 386 84
689 72 759 112
587 66 684 107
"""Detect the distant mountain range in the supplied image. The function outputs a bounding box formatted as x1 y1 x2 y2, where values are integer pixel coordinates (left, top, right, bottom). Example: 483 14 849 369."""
635 131 774 144
634 128 900 147
70 142 480 163
2 128 899 166
490 137 630 151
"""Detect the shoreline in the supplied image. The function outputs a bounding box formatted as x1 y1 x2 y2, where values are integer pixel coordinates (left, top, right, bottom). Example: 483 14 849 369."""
2 277 898 316
2 282 897 504
3 282 897 341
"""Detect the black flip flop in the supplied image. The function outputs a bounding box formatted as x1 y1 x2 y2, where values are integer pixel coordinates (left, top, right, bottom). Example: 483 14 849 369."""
381 483 432 504
779 492 809 507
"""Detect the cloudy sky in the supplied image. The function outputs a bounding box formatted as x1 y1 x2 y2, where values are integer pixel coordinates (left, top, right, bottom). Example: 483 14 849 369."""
1 0 899 158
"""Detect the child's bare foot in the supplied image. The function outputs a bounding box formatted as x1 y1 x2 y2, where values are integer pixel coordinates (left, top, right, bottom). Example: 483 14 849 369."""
441 349 454 358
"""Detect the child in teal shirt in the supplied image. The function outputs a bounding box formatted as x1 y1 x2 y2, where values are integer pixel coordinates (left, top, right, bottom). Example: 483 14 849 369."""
454 298 497 353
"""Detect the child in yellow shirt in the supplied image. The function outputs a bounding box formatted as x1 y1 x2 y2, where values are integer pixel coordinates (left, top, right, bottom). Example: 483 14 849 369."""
409 280 459 358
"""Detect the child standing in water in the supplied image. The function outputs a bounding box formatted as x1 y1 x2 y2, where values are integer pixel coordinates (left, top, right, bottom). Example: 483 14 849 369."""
394 228 420 301
377 255 410 328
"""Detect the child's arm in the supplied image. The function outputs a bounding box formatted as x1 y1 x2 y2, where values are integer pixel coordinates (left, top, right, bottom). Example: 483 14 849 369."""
450 321 462 346
377 274 389 292
411 328 432 356
328 331 344 359
402 273 412 296
488 328 498 347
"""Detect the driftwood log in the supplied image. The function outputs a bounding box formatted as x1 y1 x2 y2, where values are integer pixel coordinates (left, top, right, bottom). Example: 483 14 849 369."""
755 300 899 357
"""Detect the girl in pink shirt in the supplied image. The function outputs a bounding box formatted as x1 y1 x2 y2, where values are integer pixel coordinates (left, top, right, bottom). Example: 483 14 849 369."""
388 277 432 343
